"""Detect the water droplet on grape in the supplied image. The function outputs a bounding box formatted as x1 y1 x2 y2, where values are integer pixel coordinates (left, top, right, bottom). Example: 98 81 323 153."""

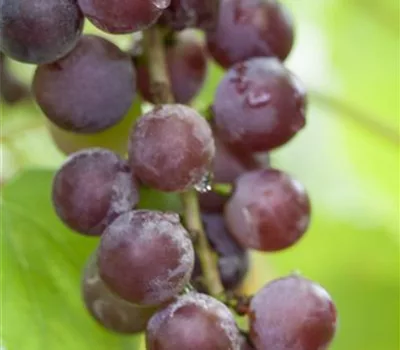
245 88 271 108
194 172 213 193
152 0 171 9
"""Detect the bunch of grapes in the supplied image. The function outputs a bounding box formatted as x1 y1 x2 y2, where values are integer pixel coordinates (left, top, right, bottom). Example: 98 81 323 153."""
1 0 338 349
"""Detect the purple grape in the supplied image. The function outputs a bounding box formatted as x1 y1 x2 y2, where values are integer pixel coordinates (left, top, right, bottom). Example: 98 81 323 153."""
78 0 169 34
250 275 337 350
207 0 294 68
136 30 207 104
192 213 249 291
199 130 262 213
159 0 219 31
0 0 83 64
98 210 194 305
82 253 158 334
213 57 307 152
224 169 310 251
129 104 215 192
146 292 241 350
52 148 139 236
33 35 136 133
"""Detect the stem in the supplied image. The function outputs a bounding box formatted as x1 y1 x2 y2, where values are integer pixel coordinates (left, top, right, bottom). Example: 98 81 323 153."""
212 183 233 196
142 27 224 296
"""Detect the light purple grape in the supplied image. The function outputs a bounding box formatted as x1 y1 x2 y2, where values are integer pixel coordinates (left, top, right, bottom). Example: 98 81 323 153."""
146 293 241 350
207 0 294 68
33 35 136 133
98 210 194 305
224 169 310 251
0 0 83 64
129 104 215 192
213 57 307 152
52 148 139 236
250 275 337 350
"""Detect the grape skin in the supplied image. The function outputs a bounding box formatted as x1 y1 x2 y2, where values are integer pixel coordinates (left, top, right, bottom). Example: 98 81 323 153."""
78 0 169 34
199 130 261 213
159 0 219 31
129 104 215 192
224 169 310 251
52 148 139 236
249 275 337 350
98 210 194 305
136 30 207 104
213 57 307 152
82 253 157 334
192 213 249 291
207 0 294 68
33 35 136 133
0 0 83 64
146 292 241 350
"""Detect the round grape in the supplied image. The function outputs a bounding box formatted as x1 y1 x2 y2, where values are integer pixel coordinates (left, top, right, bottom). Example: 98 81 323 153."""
213 57 307 152
199 130 261 213
146 292 241 350
52 148 139 236
224 169 310 251
82 252 157 334
78 0 169 34
207 0 294 68
136 30 207 104
159 0 219 31
33 35 136 133
98 210 194 305
129 104 215 192
0 0 83 64
192 213 249 291
249 275 337 350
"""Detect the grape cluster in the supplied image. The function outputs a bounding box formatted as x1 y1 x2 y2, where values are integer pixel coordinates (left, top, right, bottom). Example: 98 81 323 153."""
1 0 338 349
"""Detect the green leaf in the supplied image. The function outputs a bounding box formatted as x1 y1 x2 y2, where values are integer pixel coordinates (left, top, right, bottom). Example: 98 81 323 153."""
1 170 142 349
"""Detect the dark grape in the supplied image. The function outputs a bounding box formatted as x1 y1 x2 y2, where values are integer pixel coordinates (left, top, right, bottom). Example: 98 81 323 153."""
98 210 194 305
192 213 249 291
224 169 310 251
129 104 215 192
33 35 136 133
52 148 139 236
0 53 30 104
159 0 219 31
0 0 83 64
207 0 294 68
78 0 169 34
146 292 241 350
136 30 207 104
199 130 261 213
213 57 306 152
82 253 157 334
249 275 337 350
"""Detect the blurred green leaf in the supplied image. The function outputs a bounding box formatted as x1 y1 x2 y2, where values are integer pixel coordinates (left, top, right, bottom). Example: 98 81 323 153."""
1 170 142 349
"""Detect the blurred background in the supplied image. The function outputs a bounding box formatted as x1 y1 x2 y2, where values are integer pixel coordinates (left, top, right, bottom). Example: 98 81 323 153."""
1 0 399 349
